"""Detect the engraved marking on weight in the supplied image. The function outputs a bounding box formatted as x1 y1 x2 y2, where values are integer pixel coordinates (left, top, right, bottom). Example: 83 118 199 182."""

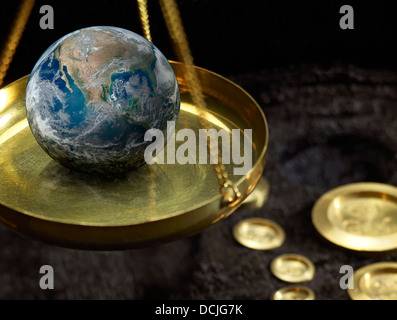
278 261 306 277
241 224 275 242
366 275 397 300
337 201 397 236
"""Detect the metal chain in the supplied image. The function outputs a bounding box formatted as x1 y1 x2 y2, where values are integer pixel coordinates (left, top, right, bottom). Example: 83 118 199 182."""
157 0 241 205
0 0 35 88
136 0 152 43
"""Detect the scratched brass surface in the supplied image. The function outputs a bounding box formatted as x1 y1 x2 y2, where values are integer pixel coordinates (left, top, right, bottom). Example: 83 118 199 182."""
348 262 397 300
0 61 268 249
312 182 397 253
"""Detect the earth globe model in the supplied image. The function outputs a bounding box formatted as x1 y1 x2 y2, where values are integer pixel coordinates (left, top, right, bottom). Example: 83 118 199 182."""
25 26 180 176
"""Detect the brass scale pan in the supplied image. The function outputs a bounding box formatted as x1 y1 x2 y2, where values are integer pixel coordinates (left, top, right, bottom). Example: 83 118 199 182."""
0 61 269 250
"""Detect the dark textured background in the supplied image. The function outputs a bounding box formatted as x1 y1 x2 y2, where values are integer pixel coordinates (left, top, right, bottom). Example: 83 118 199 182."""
0 0 397 300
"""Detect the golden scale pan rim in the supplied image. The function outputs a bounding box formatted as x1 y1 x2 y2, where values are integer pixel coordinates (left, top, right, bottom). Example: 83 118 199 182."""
312 182 397 253
0 61 269 250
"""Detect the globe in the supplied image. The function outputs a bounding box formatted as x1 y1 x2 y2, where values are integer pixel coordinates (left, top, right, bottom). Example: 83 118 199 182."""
25 26 180 176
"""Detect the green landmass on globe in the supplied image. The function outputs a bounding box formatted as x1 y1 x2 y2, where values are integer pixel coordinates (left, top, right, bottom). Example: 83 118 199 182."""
25 26 180 176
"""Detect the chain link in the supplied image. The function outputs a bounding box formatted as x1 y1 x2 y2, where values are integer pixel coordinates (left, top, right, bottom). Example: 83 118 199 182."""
136 0 152 43
0 0 35 88
158 0 241 205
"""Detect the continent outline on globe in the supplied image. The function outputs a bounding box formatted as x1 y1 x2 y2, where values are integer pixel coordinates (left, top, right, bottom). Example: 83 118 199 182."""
25 26 180 176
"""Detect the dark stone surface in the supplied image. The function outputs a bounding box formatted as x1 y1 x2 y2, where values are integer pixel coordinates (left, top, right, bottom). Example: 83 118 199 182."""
1 63 396 300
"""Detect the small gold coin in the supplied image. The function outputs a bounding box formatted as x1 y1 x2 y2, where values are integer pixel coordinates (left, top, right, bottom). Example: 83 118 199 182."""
270 254 315 283
233 218 285 250
312 182 397 252
348 262 397 300
271 285 315 300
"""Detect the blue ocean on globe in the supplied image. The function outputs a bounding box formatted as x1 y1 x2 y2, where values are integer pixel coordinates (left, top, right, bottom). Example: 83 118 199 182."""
25 26 180 175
